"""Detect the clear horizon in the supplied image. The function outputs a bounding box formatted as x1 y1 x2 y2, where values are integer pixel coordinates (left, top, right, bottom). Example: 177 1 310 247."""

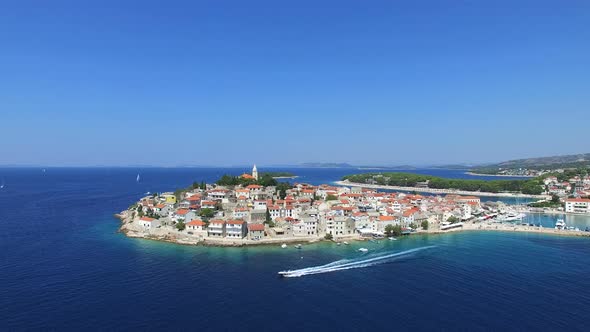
1 1 589 166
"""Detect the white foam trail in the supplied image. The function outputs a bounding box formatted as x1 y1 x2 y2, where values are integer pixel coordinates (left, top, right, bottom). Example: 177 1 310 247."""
279 245 436 278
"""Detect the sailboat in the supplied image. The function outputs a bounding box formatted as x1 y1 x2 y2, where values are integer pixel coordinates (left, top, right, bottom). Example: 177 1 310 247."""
136 174 140 183
0 178 4 189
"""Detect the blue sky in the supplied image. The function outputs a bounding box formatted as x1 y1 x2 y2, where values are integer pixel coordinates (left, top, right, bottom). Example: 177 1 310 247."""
1 0 589 166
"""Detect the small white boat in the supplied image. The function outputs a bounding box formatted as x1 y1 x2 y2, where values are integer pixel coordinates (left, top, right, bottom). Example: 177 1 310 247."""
145 191 151 195
343 241 349 245
295 244 302 249
358 248 368 252
136 174 141 182
281 243 287 248
555 219 566 230
388 237 397 241
336 242 341 246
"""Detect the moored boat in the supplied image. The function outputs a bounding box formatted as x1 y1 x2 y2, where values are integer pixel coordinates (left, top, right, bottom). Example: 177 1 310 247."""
555 219 566 230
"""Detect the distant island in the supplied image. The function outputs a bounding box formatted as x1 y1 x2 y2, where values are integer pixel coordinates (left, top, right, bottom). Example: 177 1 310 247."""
261 171 297 179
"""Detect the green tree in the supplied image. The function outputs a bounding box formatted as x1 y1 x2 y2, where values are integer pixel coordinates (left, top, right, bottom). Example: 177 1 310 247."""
276 182 292 199
409 222 417 230
421 220 429 230
326 194 338 201
199 208 216 219
447 216 459 224
176 221 186 231
324 233 333 240
174 189 185 202
384 224 402 237
258 174 278 187
551 194 560 204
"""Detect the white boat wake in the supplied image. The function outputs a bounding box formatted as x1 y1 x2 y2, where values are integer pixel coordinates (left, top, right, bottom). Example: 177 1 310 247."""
278 246 436 278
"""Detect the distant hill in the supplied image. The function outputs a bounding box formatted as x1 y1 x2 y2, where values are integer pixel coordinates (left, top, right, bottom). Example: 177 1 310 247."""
472 153 590 172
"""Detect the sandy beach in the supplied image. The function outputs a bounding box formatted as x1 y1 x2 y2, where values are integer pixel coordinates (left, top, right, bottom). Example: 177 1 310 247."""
334 180 548 199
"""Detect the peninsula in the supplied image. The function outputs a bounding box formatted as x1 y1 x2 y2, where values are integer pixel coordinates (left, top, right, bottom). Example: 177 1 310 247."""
117 166 590 246
341 172 546 196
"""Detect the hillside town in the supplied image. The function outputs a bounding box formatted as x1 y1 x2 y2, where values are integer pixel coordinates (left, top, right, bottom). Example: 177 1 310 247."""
117 166 590 245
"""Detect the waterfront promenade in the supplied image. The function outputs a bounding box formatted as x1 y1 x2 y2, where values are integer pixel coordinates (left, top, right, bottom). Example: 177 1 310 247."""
428 221 590 238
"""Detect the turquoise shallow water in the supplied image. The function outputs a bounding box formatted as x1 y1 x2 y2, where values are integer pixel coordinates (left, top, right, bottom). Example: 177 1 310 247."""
1 167 590 331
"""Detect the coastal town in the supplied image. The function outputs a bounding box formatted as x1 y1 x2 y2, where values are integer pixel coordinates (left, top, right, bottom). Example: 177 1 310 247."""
117 165 590 246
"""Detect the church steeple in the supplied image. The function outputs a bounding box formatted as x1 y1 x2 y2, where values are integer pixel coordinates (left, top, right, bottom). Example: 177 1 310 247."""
252 164 258 180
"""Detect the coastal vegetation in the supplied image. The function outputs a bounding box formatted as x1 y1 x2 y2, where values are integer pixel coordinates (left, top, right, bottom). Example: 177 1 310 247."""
384 224 402 237
528 195 563 208
176 221 186 231
539 168 589 182
342 172 544 195
421 220 429 230
199 208 216 220
216 173 278 187
447 216 460 224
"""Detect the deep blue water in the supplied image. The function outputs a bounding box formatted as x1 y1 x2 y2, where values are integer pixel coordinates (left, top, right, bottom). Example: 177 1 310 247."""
1 167 590 331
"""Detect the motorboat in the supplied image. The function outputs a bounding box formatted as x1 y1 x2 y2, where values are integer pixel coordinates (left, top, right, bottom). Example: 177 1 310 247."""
358 248 368 252
498 212 526 222
388 237 397 241
343 241 349 245
295 244 302 249
281 243 287 248
555 219 566 230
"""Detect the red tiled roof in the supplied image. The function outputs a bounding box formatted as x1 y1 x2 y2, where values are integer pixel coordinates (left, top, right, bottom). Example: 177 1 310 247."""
566 198 590 203
187 220 205 226
248 223 265 231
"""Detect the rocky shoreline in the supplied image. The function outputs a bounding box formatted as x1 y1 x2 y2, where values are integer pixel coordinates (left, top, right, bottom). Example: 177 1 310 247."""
116 210 359 247
116 210 590 249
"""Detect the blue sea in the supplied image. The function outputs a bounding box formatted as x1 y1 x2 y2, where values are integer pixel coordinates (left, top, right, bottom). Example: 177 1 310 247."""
1 167 590 331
